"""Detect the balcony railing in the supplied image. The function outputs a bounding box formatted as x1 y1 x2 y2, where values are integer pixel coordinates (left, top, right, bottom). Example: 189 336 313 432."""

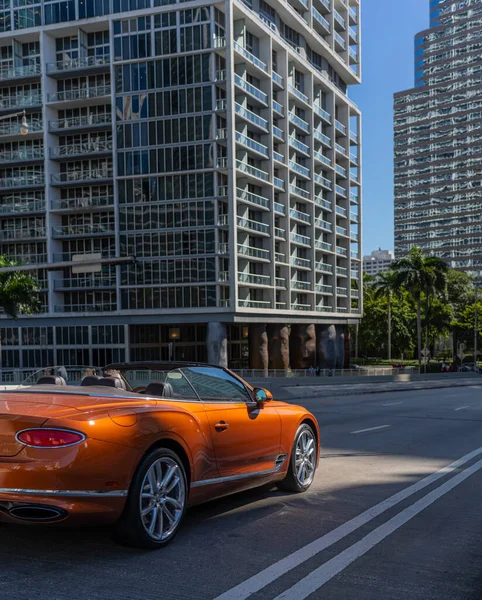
291 280 311 291
0 119 43 136
235 132 268 157
351 250 359 260
336 184 347 197
316 305 334 312
291 302 311 311
0 227 46 240
238 273 271 285
288 84 309 103
54 276 116 290
272 100 284 115
216 69 226 81
289 136 310 154
351 232 359 241
218 242 229 254
314 151 331 167
275 252 286 263
288 112 310 133
314 130 331 146
290 256 311 268
290 184 310 200
237 215 269 234
235 103 268 130
238 299 272 309
52 223 115 236
47 85 111 103
314 173 332 189
336 164 347 178
336 266 348 276
315 218 332 231
54 303 117 313
316 284 333 294
351 289 360 298
349 8 357 23
213 36 226 49
334 9 346 28
51 168 113 184
234 73 268 104
349 26 358 42
273 125 284 140
334 32 346 49
336 246 348 257
289 160 310 178
275 226 286 238
350 192 358 203
316 262 333 273
315 196 331 210
274 177 285 190
314 104 331 123
0 199 45 214
0 93 42 110
272 71 284 87
0 148 44 163
350 152 358 164
336 225 347 236
312 7 330 32
276 277 286 288
349 48 358 62
335 143 347 155
290 232 311 246
0 63 41 81
51 140 113 157
274 201 285 214
335 120 347 135
237 188 269 209
273 151 284 163
236 159 269 181
49 113 112 132
350 130 358 143
46 55 110 74
315 240 332 252
237 244 270 260
0 174 45 188
51 196 113 210
336 205 347 217
290 208 310 223
233 41 267 72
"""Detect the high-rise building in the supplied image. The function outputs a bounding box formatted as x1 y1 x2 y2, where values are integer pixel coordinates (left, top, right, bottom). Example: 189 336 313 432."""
394 0 482 278
0 0 361 371
363 249 394 277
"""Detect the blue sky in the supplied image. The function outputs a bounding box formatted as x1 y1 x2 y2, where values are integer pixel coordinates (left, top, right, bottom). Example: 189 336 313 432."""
350 0 429 255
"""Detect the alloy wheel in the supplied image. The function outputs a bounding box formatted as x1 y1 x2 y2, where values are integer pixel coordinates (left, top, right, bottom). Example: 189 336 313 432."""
294 429 316 487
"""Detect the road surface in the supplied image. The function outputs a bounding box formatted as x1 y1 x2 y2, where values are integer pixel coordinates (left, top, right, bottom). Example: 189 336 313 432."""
2 385 482 600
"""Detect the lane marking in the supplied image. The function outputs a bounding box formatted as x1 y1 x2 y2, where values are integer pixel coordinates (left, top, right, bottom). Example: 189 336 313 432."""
214 446 482 600
351 425 391 434
274 457 482 600
454 406 469 411
382 402 403 406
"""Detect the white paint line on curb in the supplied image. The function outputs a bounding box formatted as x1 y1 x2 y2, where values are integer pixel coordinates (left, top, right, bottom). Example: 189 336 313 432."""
274 457 482 600
351 425 391 434
382 402 403 406
214 446 482 600
454 406 469 411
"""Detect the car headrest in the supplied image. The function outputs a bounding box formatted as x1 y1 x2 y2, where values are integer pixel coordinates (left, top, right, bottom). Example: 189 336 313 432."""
97 376 126 390
145 382 174 398
80 375 102 387
37 376 67 386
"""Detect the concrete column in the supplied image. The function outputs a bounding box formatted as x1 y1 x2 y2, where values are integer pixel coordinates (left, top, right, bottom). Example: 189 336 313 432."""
248 324 268 371
206 322 228 367
267 324 290 370
290 324 316 369
316 324 337 369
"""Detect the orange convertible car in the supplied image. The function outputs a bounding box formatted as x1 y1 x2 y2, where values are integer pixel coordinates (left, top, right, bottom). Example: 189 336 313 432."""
0 362 320 548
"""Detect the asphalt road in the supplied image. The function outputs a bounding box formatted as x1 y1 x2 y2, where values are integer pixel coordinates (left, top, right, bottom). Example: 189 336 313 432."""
3 385 482 600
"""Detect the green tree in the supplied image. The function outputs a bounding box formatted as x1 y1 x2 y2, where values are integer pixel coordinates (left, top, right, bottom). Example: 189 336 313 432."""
0 257 40 318
374 271 397 361
391 247 448 368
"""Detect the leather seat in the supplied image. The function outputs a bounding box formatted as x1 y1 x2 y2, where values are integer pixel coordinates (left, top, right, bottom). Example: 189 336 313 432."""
80 375 102 387
37 376 67 386
145 382 174 398
97 377 126 390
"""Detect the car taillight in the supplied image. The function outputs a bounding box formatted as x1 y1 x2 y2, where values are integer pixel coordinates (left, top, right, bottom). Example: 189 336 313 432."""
16 429 85 448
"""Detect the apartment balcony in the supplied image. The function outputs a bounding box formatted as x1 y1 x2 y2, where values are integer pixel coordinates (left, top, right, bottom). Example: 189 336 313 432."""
351 269 360 279
289 160 310 179
54 302 117 313
334 32 346 50
290 232 311 247
275 226 286 239
236 159 269 183
218 214 229 226
219 271 229 282
336 286 348 297
314 104 331 123
50 140 113 160
46 55 110 78
316 262 333 274
234 103 268 132
314 130 331 147
289 136 310 156
288 112 310 133
349 26 358 42
0 174 45 189
315 196 331 210
218 242 229 254
237 215 269 235
49 113 113 134
237 244 270 261
273 125 284 141
0 119 43 139
275 276 286 289
216 98 227 112
351 288 360 298
51 168 113 186
238 299 272 309
336 164 347 178
350 192 358 204
218 185 228 197
336 225 347 236
349 47 358 63
213 36 226 50
0 227 46 241
235 132 269 158
291 302 311 311
233 41 268 74
336 205 347 217
290 256 311 269
336 306 348 313
315 240 332 252
314 173 332 190
237 188 269 210
290 208 311 224
314 151 331 167
351 231 359 241
275 251 287 263
290 184 310 200
335 142 347 156
350 152 358 165
316 304 334 312
272 71 284 88
336 266 348 277
234 73 268 106
288 84 309 105
0 148 44 164
273 150 284 163
274 177 285 191
336 184 347 197
272 100 284 116
334 9 346 29
0 93 42 112
238 273 271 286
350 130 358 143
53 276 116 290
351 250 360 260
335 120 347 135
5 252 46 265
47 85 111 105
0 63 41 83
349 7 357 24
51 195 114 211
0 199 45 215
274 201 285 215
315 218 332 232
52 223 115 238
350 171 360 183
215 69 226 82
315 283 333 294
291 280 311 291
312 7 331 34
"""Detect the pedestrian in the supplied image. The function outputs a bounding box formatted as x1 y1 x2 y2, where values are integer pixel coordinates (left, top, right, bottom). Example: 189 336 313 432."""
56 365 68 382
308 365 315 376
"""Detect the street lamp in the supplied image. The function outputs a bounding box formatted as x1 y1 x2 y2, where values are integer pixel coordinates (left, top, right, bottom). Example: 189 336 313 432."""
0 109 29 135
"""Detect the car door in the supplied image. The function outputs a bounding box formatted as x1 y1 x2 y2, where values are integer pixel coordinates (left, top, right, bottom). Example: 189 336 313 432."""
182 366 282 478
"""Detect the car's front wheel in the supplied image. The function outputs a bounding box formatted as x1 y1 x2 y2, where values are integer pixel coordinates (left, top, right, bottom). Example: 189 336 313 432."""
278 424 317 493
113 447 188 549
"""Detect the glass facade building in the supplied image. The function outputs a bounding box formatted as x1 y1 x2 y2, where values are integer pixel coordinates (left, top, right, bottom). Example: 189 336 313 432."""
394 0 482 278
0 0 361 370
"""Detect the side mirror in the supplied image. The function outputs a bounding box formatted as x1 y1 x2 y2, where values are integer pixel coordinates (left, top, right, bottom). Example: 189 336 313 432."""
254 388 273 403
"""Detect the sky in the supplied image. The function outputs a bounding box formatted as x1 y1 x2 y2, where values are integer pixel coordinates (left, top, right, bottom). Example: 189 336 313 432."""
350 0 430 255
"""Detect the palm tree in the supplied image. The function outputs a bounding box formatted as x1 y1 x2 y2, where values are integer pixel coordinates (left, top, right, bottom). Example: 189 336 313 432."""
0 257 40 318
391 247 448 369
374 271 397 361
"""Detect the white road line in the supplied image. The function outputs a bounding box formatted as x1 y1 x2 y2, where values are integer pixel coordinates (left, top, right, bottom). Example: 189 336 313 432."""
274 457 482 600
351 425 391 434
213 446 482 600
454 406 469 411
382 402 403 406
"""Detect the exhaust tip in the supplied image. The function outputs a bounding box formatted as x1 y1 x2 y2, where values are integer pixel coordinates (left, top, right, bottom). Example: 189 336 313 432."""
9 504 66 522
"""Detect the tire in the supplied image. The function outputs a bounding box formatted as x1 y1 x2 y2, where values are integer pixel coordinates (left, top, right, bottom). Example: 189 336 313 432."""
113 447 188 549
278 424 317 493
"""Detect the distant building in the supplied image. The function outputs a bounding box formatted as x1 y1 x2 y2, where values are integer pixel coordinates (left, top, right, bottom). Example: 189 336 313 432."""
363 249 395 277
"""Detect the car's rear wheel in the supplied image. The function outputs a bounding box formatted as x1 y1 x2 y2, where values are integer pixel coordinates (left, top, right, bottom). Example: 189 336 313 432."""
278 424 317 493
113 447 187 549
